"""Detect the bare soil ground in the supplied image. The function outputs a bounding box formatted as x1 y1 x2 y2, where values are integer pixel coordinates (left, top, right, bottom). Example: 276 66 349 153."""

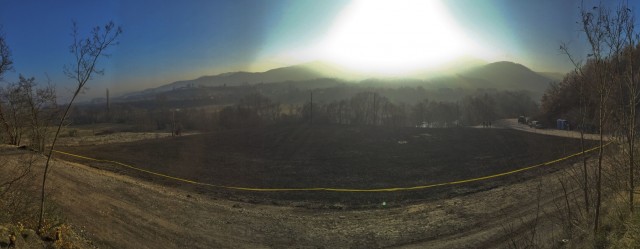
0 148 589 249
0 122 600 248
57 124 594 207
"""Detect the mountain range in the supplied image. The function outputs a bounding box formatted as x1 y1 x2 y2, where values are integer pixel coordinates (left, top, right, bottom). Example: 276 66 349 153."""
116 61 563 102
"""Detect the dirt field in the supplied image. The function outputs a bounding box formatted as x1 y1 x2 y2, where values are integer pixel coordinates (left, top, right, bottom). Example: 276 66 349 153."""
0 146 590 249
58 124 595 207
0 122 605 248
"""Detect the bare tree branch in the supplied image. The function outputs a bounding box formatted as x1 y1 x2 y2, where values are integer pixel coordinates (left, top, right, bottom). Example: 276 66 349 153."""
38 20 122 231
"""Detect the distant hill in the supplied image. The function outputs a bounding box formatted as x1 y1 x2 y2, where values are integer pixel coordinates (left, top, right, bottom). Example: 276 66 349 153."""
459 61 555 93
538 72 566 82
116 60 558 102
118 63 329 100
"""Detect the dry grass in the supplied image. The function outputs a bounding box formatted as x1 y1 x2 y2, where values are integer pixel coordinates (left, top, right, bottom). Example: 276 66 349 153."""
0 148 92 248
57 131 174 146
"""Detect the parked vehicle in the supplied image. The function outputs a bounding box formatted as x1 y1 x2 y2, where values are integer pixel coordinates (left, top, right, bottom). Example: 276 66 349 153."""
529 120 544 129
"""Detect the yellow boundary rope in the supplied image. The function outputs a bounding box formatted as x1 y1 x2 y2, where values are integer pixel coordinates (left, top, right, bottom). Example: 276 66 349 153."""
53 141 611 192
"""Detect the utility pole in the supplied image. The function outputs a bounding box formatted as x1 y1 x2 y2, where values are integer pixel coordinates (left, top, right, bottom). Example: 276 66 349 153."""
172 109 175 137
106 88 110 122
310 91 313 125
373 92 377 126
171 109 180 136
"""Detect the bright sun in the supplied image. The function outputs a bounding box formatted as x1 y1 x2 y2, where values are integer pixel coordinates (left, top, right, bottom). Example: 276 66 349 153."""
312 0 495 75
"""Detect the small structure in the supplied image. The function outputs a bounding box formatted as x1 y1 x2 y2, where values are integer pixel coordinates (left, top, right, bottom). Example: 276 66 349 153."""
556 119 569 130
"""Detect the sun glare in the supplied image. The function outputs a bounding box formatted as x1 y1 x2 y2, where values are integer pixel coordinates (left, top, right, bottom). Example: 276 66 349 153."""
311 0 495 75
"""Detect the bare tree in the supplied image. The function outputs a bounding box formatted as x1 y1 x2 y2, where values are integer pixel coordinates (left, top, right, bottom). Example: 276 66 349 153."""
561 2 640 232
38 21 122 230
0 26 13 81
580 4 616 232
19 75 58 152
560 46 592 214
0 26 14 143
605 5 639 214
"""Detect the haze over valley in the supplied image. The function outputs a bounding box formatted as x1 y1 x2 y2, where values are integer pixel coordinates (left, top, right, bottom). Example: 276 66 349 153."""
106 60 558 106
3 1 640 248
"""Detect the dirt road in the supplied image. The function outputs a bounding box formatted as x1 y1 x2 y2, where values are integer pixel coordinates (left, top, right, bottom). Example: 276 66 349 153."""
491 118 604 140
2 146 580 248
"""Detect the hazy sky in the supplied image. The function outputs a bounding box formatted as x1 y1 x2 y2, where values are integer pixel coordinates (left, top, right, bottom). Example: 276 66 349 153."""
1 0 638 99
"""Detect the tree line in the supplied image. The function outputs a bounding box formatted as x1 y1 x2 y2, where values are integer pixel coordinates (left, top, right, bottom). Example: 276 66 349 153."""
0 75 58 151
66 88 538 132
536 3 640 244
300 90 537 127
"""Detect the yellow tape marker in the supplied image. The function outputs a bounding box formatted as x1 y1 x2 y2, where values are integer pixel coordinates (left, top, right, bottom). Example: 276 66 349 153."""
53 141 611 192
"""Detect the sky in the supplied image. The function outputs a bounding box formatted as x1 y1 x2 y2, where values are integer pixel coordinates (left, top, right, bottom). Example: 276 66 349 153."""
1 0 639 100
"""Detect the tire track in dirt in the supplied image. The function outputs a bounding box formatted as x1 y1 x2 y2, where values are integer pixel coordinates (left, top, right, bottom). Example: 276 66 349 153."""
1 147 582 248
